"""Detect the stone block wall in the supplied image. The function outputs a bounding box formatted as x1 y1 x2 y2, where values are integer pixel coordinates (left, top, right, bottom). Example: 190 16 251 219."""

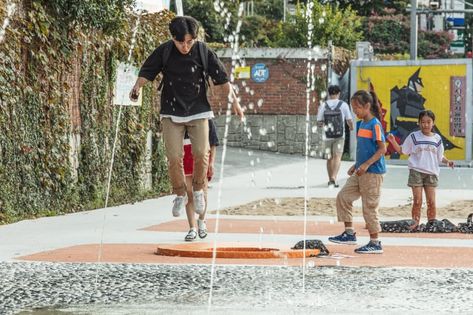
214 114 325 156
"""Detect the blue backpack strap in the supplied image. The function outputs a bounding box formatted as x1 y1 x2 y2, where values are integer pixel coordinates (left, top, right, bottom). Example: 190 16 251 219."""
157 40 173 91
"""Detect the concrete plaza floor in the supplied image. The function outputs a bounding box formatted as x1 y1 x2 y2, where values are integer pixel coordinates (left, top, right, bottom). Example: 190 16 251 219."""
1 147 472 268
2 147 473 314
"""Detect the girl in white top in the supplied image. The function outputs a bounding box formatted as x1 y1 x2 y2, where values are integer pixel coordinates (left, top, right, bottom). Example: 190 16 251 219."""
387 110 454 228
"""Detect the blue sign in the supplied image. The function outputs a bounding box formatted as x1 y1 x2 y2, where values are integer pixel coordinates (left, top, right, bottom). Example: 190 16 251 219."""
446 17 465 27
251 63 269 83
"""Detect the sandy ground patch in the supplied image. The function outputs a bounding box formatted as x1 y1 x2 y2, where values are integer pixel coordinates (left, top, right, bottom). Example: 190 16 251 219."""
213 197 473 219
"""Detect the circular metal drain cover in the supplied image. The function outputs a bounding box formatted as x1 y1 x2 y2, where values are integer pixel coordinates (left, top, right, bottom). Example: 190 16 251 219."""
156 242 320 259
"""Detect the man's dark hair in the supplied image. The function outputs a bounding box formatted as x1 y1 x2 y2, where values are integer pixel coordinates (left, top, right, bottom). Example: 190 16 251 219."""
328 85 341 96
169 16 199 41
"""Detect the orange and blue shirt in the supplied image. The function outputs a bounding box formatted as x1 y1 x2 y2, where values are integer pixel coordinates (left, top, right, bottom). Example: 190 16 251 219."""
355 118 386 174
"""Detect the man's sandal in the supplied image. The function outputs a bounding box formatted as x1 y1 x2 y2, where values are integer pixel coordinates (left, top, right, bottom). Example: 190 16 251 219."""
197 220 208 239
185 229 197 241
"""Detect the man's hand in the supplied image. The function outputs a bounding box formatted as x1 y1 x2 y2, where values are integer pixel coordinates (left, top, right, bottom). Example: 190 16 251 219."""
387 133 396 144
224 82 245 121
208 163 214 179
129 77 149 102
129 86 140 102
232 101 244 120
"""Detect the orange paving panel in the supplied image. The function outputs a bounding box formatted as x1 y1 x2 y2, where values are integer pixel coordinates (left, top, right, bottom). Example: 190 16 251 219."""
18 243 473 268
156 242 320 259
142 219 473 239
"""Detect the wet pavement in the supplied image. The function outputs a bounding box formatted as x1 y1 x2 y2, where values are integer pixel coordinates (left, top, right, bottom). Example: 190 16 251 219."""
4 263 473 314
1 147 473 314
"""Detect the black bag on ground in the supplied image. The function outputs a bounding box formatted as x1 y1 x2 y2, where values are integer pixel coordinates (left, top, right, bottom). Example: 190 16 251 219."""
292 240 330 256
380 219 416 233
458 213 473 234
418 219 458 233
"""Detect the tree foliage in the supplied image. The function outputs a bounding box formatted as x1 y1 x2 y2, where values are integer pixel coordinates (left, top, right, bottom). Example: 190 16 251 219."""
254 0 284 20
364 14 410 54
363 13 454 58
418 30 453 59
182 0 232 42
272 2 363 48
41 0 134 34
240 15 279 47
320 0 409 16
183 0 362 49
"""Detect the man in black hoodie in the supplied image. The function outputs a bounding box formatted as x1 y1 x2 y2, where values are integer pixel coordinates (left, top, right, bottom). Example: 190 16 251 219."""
129 16 243 217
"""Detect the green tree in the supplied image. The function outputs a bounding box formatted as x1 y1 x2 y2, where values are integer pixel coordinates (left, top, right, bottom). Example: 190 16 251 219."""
254 0 285 20
364 14 410 54
363 14 453 58
319 0 409 16
182 0 285 47
43 0 134 34
240 15 279 47
418 30 453 59
182 0 239 42
272 2 363 48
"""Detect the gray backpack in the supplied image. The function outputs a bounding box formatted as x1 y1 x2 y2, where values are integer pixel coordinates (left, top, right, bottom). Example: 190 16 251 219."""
323 100 344 138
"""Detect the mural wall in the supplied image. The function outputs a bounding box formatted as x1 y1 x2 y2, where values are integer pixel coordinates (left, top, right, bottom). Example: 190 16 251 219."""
350 60 472 161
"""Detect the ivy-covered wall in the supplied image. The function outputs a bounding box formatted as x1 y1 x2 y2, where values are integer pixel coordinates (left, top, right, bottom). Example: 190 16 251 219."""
0 0 172 224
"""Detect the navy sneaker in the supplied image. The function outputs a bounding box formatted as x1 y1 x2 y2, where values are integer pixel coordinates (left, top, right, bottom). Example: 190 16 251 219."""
328 231 357 245
354 241 383 254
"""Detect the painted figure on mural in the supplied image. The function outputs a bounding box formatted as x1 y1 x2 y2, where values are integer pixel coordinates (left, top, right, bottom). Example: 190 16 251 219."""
387 67 459 159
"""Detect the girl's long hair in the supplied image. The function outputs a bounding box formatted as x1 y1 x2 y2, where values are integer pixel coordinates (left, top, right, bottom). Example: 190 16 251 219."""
351 90 381 121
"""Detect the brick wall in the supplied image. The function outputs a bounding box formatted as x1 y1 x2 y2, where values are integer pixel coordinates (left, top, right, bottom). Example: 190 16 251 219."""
209 58 326 116
209 48 329 155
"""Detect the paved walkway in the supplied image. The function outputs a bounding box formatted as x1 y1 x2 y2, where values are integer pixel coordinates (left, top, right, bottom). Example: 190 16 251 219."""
1 147 472 268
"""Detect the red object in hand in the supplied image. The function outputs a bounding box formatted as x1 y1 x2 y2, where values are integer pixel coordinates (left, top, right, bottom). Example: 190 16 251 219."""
386 134 401 156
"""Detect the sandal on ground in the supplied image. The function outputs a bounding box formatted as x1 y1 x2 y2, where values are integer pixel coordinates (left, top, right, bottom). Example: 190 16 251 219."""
197 219 208 239
328 180 339 188
185 229 197 242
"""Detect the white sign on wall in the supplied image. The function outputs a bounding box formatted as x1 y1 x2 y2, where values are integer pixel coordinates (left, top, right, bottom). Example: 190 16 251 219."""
135 0 170 13
113 62 142 106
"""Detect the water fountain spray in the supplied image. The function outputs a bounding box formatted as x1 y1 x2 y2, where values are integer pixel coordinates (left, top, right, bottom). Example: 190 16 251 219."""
301 0 316 293
207 1 245 312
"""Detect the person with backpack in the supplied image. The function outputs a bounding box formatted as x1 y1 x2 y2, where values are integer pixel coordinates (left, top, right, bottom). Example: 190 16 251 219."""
129 16 244 217
317 85 354 187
